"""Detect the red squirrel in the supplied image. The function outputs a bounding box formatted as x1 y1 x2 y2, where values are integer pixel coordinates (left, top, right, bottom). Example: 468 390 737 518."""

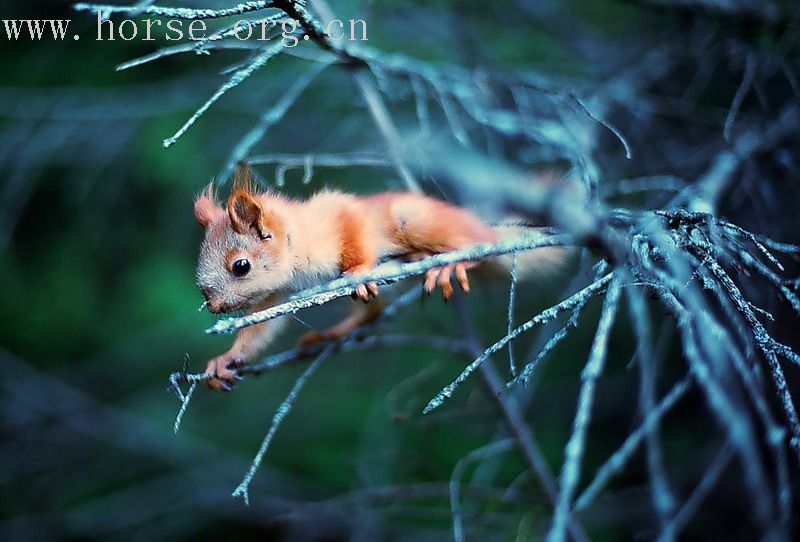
194 176 564 390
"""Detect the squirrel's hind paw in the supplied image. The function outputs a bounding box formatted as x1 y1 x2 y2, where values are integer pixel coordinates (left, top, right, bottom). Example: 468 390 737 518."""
423 262 473 301
298 330 329 347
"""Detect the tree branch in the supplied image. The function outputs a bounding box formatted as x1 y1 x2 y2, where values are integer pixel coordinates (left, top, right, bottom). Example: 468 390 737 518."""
206 232 571 335
74 1 275 20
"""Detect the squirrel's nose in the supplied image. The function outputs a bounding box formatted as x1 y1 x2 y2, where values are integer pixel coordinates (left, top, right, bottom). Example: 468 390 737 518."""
200 287 222 313
207 299 223 313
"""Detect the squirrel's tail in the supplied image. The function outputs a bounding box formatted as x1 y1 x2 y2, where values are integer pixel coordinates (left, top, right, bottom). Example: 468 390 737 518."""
484 223 571 280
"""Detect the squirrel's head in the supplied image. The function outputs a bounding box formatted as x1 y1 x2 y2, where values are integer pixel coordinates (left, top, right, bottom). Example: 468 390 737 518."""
194 184 291 313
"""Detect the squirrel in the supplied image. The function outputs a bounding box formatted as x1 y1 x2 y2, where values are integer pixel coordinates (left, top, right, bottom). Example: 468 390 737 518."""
194 172 566 391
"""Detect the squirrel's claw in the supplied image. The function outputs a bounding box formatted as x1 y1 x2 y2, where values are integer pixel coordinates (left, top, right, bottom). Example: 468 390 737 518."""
354 284 370 303
438 265 454 301
351 281 378 303
423 268 438 295
454 263 471 294
424 263 472 301
414 252 448 298
342 266 378 303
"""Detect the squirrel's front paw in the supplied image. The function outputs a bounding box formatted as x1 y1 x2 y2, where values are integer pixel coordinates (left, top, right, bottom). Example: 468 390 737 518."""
342 266 379 303
351 282 378 303
204 355 244 392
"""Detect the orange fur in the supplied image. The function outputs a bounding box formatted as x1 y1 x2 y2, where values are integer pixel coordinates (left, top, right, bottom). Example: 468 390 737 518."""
337 206 377 273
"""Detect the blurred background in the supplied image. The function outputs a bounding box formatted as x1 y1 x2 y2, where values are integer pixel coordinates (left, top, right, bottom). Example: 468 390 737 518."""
1 0 799 540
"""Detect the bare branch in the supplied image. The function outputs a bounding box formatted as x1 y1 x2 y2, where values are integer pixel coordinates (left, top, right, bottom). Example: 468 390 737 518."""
657 441 735 542
74 1 275 20
546 275 622 542
451 297 591 542
246 151 389 168
575 377 693 512
685 104 799 213
222 60 331 180
626 284 676 529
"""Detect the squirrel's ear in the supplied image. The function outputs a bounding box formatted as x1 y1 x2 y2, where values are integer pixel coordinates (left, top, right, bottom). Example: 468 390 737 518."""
194 184 223 228
228 190 270 237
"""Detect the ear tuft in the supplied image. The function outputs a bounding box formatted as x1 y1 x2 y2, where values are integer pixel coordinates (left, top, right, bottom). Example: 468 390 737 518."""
194 183 223 228
227 190 264 236
232 161 256 193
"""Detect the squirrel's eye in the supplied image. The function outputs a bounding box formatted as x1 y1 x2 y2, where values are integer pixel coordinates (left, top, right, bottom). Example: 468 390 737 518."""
232 258 251 277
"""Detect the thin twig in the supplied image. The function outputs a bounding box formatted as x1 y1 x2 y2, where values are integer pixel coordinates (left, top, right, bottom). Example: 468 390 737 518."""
222 60 331 180
232 344 333 505
74 1 275 20
657 442 735 542
164 41 286 148
507 252 519 377
424 273 612 414
724 54 758 142
450 439 515 542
